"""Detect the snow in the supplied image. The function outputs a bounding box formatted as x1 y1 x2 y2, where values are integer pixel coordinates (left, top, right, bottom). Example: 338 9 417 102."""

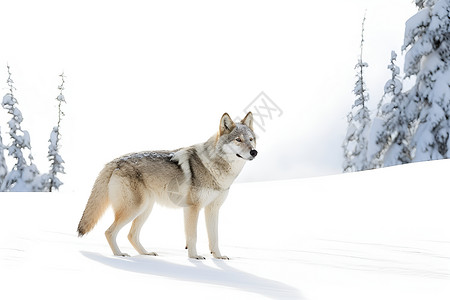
21 130 31 149
2 93 15 106
424 53 450 103
428 0 450 35
403 7 431 50
0 130 7 181
402 6 433 77
366 116 384 163
2 160 450 300
383 78 403 95
49 127 58 146
386 0 450 163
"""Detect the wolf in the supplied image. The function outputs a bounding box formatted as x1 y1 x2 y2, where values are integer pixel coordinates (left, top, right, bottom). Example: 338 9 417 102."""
77 112 257 259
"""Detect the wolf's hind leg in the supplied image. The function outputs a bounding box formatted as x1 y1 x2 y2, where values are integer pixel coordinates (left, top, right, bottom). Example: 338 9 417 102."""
128 201 158 256
105 208 137 257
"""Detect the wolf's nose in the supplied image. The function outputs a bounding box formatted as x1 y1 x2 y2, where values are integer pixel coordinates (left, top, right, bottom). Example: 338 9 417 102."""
250 149 258 157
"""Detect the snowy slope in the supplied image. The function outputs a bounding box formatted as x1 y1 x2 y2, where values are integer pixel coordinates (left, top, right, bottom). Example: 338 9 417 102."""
1 160 450 300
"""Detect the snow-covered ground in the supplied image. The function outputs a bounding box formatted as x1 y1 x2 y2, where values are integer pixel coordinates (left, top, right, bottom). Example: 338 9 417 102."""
1 160 450 299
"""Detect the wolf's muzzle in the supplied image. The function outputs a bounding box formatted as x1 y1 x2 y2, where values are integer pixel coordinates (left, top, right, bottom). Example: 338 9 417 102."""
250 149 258 158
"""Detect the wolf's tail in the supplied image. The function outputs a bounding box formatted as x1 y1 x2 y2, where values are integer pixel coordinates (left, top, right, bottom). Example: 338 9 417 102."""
77 163 115 237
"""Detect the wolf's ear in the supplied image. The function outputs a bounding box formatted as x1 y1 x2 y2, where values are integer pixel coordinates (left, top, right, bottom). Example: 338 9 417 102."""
241 111 254 130
219 113 236 135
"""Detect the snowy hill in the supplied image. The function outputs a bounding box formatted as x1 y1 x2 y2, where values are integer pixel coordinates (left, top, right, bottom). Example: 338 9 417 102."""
1 160 450 299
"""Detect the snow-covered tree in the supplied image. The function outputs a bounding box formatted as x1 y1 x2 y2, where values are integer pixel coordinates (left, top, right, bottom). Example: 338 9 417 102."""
402 0 450 162
343 15 372 172
1 65 42 192
0 127 8 189
370 51 413 167
44 73 66 192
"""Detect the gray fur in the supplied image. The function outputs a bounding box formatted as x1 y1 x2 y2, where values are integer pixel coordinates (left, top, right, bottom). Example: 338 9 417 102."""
77 112 257 259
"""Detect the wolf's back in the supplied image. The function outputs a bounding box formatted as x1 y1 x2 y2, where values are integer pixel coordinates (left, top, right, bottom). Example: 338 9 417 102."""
77 163 115 236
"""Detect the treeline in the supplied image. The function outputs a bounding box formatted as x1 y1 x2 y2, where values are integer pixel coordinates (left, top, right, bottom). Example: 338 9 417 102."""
0 66 65 192
343 0 450 172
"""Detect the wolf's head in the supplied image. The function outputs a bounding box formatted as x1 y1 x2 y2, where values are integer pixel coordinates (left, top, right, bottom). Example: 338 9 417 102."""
217 112 257 161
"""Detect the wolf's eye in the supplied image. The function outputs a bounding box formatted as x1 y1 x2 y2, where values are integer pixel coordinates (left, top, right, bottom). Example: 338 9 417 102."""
250 138 253 142
235 138 242 142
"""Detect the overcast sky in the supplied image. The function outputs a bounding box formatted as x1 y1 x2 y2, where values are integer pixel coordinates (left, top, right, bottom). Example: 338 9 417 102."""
0 0 418 191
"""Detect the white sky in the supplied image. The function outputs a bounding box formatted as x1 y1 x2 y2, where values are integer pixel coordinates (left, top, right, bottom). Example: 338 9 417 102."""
0 0 418 191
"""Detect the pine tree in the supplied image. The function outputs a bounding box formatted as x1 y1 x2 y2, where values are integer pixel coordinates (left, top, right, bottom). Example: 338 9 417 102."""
0 126 8 189
402 0 450 162
343 14 371 172
1 65 41 192
371 51 412 167
45 73 66 192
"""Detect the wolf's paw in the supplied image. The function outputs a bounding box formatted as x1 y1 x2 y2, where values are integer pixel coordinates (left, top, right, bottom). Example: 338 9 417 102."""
142 252 158 256
211 251 229 260
115 253 130 257
215 255 229 260
190 255 206 260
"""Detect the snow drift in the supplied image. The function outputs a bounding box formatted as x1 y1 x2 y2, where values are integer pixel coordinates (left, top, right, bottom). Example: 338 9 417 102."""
1 160 450 299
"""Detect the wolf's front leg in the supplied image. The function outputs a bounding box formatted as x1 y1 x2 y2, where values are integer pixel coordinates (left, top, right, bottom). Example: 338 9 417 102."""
205 196 229 260
184 205 204 259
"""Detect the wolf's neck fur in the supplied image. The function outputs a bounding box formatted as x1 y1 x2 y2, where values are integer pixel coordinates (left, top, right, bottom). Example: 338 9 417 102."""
196 135 246 190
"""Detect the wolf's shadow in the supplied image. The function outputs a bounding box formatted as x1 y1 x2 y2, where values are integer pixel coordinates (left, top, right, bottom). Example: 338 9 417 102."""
81 251 302 299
